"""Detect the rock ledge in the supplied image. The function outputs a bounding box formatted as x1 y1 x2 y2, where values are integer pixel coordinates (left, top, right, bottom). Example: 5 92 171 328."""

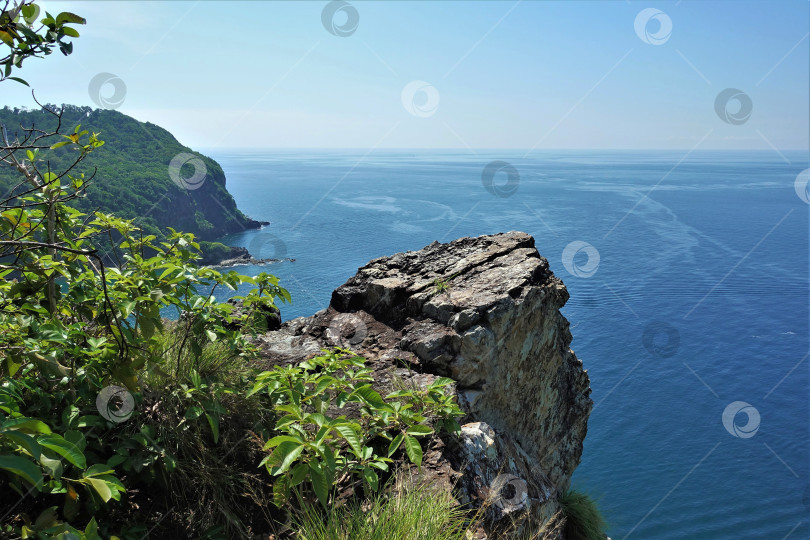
258 231 592 535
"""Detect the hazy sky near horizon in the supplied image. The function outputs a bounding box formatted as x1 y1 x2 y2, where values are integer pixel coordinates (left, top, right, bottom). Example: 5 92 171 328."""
4 0 809 151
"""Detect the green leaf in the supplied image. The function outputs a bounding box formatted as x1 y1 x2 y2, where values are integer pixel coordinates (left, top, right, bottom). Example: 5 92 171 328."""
84 517 99 538
387 432 404 457
2 355 22 377
266 441 304 476
349 384 386 408
263 435 302 450
1 431 41 461
21 4 38 23
184 406 203 419
323 446 336 481
61 27 80 38
274 414 298 430
189 369 201 389
368 460 389 471
63 406 80 430
334 424 362 456
305 412 328 427
309 461 329 508
0 455 42 488
363 467 379 492
272 474 290 507
313 375 336 395
86 477 112 502
405 424 433 436
2 417 52 435
86 337 107 348
404 435 423 467
8 76 29 86
39 455 62 478
290 462 308 487
97 474 125 500
308 427 328 450
204 412 219 444
442 418 462 434
119 300 135 319
430 377 455 388
83 464 114 478
56 12 86 25
139 316 156 339
38 434 86 468
336 391 349 408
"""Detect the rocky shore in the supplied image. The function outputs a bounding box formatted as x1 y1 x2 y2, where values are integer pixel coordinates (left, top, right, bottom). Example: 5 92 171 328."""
216 247 296 267
199 243 295 267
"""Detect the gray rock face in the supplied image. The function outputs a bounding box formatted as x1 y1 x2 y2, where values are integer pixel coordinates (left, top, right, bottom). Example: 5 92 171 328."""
257 231 592 534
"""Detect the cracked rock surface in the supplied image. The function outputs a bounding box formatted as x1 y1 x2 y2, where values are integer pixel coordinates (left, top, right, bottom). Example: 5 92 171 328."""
256 231 593 535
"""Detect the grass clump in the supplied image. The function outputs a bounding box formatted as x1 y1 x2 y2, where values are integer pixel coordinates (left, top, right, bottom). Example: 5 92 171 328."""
559 489 606 540
433 278 450 294
293 484 469 540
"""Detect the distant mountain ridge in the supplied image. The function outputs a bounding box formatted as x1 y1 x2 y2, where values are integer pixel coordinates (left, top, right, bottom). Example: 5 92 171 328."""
0 105 264 247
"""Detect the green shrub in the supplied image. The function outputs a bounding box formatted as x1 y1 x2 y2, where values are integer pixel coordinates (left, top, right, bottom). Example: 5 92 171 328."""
249 349 463 509
0 115 289 536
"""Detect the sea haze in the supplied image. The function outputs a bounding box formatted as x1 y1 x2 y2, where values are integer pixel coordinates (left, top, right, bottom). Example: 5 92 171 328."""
206 149 809 540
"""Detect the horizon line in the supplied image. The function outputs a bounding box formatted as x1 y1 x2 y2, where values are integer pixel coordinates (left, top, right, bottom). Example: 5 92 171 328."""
194 147 810 153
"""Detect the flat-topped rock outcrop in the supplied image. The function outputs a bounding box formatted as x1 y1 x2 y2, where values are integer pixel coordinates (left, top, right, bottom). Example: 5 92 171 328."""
256 231 593 536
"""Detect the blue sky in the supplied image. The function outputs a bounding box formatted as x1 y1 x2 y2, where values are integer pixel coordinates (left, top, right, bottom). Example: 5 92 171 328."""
4 0 809 150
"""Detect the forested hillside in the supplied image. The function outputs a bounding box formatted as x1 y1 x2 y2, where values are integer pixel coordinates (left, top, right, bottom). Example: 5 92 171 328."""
0 105 263 243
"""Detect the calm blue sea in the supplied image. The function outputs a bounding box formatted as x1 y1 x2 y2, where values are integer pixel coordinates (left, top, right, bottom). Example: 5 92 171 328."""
204 149 809 539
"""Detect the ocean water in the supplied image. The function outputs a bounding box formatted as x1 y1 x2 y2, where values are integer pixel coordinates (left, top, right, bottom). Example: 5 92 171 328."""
205 149 809 539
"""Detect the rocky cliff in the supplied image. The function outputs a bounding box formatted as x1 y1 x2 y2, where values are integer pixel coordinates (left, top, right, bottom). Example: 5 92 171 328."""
0 106 265 244
256 231 592 536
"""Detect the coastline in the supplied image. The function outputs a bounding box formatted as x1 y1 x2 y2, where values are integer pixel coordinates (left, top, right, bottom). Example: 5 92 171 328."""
200 219 296 267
